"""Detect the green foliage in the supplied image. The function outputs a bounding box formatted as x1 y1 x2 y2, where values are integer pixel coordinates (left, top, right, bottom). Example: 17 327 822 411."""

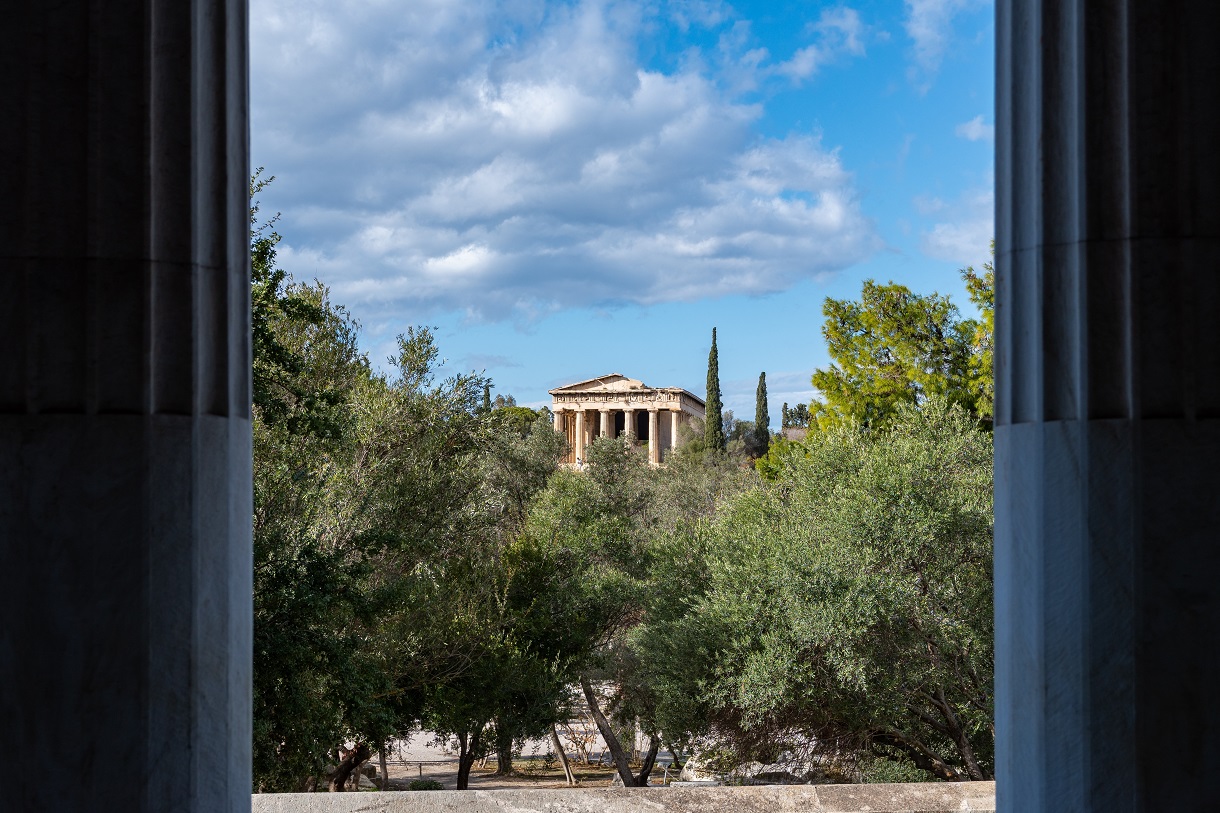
408 779 445 791
250 169 353 439
782 402 811 429
492 404 544 437
961 249 994 423
752 435 806 482
751 372 770 457
810 280 984 430
705 328 726 452
250 175 511 790
634 400 994 781
251 175 384 790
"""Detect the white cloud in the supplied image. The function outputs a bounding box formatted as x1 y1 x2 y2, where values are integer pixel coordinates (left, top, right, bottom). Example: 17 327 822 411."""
667 0 734 31
955 114 994 141
919 182 993 267
251 0 879 322
903 0 977 90
774 7 866 82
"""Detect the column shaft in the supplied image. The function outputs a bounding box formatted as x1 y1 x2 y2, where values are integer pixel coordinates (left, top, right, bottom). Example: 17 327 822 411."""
647 409 660 465
624 409 636 439
0 3 251 810
574 410 586 463
997 2 1220 808
599 409 610 437
670 410 680 450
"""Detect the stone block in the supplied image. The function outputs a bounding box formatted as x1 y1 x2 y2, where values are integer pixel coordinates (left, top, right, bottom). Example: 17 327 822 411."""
251 781 996 813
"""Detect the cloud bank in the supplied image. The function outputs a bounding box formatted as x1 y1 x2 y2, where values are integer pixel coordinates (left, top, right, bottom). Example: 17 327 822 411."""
251 0 879 322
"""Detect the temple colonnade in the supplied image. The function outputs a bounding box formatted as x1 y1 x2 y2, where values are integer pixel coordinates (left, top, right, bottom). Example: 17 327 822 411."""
552 404 685 466
549 374 705 466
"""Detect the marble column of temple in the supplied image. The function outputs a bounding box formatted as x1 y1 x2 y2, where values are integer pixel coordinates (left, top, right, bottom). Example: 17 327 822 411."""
553 408 563 434
996 2 1220 808
574 410 586 463
624 408 636 439
1 4 252 811
670 409 680 451
599 408 611 438
647 409 660 465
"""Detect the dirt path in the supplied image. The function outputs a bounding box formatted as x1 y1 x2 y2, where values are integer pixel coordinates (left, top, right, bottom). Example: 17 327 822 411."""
367 731 674 791
382 759 624 791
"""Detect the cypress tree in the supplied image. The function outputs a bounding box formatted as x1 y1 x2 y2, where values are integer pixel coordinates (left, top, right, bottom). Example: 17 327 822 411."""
782 401 790 428
754 372 770 454
705 327 725 451
482 383 492 413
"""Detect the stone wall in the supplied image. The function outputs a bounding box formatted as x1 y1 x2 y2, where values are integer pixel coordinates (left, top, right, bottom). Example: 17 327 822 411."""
253 782 995 812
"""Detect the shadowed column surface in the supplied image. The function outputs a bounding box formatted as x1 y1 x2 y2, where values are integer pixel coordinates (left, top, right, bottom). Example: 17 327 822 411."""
0 3 252 811
996 2 1220 809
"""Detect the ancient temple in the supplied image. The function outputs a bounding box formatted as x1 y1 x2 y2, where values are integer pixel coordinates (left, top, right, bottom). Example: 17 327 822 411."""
550 374 705 466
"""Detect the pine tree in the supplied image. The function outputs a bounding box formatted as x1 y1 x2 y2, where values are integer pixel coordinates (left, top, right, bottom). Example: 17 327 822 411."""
753 372 770 454
782 402 790 429
705 328 725 452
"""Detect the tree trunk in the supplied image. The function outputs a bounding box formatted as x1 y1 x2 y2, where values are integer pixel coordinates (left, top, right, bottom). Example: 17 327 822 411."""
494 722 514 775
666 743 683 770
456 726 483 790
379 743 390 790
635 733 661 786
328 742 371 792
580 676 636 787
551 724 577 785
930 688 988 781
869 730 960 781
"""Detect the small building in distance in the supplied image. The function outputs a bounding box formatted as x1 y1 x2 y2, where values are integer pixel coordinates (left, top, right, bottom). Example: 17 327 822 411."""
550 373 705 466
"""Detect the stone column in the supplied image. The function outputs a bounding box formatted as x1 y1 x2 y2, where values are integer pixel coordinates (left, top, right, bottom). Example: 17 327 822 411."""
599 408 610 437
0 4 251 811
996 2 1220 809
624 408 636 439
670 410 680 450
574 410 585 464
647 409 660 465
553 407 564 434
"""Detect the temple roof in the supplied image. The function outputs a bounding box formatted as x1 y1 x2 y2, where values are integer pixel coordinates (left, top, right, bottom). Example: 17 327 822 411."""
548 373 647 393
549 373 705 407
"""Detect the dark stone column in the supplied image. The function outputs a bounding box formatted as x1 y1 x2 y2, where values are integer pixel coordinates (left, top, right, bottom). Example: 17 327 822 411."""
0 3 251 811
996 2 1220 809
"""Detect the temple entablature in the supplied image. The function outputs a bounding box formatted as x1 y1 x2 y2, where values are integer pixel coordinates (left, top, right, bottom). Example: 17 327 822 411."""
549 374 705 466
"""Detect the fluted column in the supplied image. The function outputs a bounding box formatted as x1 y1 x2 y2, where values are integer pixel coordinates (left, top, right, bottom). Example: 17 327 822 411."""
599 408 610 438
574 410 585 463
553 408 564 434
624 408 636 439
670 410 680 451
0 4 251 811
647 409 660 465
996 2 1220 809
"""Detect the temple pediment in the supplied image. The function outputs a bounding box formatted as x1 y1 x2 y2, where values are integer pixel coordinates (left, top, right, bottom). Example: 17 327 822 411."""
548 373 647 394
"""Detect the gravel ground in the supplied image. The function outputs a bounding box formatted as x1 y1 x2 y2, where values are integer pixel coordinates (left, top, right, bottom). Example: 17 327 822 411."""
373 732 661 791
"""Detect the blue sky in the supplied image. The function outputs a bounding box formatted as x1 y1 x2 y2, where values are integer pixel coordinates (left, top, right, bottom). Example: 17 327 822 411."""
250 0 994 421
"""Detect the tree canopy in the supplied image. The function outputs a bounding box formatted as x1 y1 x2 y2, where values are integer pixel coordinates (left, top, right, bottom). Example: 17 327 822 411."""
634 400 994 781
809 276 992 430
